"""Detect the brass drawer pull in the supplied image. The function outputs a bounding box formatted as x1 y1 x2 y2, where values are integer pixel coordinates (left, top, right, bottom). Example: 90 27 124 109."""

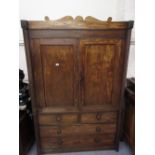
96 113 102 120
96 127 101 132
56 115 62 122
57 128 62 135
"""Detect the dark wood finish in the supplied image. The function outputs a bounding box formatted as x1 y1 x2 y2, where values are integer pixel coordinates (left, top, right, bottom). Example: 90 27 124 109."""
22 27 41 154
29 30 126 39
39 124 116 138
81 112 117 123
31 39 78 108
21 16 133 154
123 78 135 153
80 39 122 107
38 114 78 125
40 134 116 153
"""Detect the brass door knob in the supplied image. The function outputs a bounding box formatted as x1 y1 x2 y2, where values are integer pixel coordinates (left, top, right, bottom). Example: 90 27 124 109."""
55 63 60 67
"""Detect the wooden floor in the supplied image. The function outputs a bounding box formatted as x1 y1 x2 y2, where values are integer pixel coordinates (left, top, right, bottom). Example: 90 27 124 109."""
27 142 133 155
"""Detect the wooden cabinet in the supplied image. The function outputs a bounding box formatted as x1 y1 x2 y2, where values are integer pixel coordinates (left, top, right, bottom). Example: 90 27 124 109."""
21 16 133 154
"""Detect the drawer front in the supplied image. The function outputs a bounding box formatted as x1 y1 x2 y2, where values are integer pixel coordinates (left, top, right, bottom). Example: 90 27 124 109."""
40 124 117 138
40 134 115 151
38 114 77 125
81 112 117 123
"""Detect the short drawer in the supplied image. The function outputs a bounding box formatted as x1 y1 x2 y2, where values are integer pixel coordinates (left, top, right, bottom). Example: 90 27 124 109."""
81 112 117 123
40 134 115 151
38 114 77 125
39 123 117 138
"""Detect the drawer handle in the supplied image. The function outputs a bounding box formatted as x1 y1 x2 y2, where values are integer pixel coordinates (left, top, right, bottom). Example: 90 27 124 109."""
57 128 62 135
96 113 102 120
94 137 101 143
96 127 101 132
57 139 63 145
56 115 62 122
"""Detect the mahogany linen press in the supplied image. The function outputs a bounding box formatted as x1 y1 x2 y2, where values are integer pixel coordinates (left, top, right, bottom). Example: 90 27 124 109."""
21 16 134 154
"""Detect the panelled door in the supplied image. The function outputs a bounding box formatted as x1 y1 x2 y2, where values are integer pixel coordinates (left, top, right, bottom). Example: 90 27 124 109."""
80 39 123 107
30 39 79 108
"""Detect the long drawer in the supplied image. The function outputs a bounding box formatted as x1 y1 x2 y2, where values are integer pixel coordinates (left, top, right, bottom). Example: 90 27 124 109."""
39 123 117 138
40 134 116 151
38 112 117 125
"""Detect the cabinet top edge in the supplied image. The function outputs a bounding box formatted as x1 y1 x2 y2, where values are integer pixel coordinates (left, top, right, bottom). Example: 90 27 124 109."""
21 16 134 30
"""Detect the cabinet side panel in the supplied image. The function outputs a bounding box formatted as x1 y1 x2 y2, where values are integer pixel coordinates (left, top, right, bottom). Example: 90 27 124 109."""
115 29 132 150
22 28 41 155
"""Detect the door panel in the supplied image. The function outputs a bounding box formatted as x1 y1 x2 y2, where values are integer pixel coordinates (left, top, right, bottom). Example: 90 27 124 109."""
80 39 122 106
31 39 78 108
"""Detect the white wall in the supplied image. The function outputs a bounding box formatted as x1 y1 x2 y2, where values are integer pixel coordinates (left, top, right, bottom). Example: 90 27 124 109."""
19 0 135 81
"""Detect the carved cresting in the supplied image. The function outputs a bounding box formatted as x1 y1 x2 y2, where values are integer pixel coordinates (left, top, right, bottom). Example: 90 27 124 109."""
44 16 112 24
22 16 134 30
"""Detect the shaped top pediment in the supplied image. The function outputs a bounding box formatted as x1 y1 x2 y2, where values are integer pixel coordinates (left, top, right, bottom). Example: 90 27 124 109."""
21 16 134 30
